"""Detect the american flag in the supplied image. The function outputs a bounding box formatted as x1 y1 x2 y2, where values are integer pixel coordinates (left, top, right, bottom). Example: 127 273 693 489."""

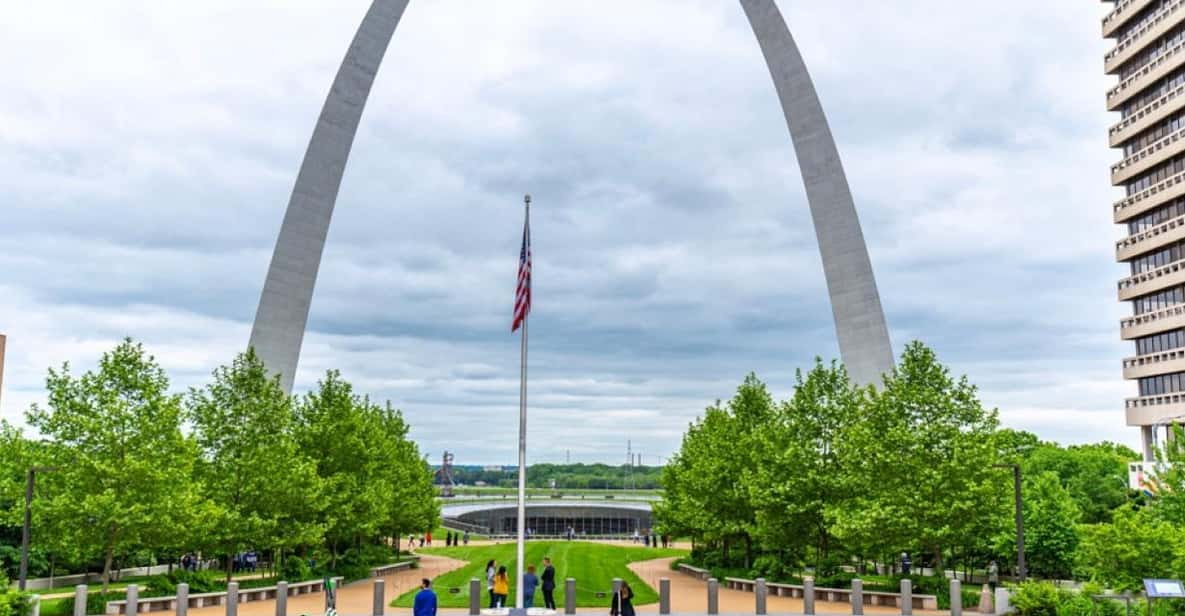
512 217 531 332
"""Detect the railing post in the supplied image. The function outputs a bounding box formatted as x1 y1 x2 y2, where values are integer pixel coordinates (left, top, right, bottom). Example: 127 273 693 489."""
950 578 962 616
851 579 863 616
225 582 238 616
900 578 913 616
176 583 189 616
804 578 815 616
73 585 87 616
275 582 288 616
707 578 719 615
469 579 480 616
659 578 671 615
126 584 139 616
565 578 576 615
756 578 767 615
372 579 384 616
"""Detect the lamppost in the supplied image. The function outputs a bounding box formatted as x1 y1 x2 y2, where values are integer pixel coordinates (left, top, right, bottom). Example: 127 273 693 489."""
19 465 59 591
993 463 1025 582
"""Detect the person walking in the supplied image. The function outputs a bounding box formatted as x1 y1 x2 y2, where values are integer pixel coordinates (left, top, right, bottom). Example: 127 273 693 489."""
900 552 911 576
541 557 557 610
988 561 999 592
493 566 510 608
413 578 437 616
610 581 635 616
486 560 498 609
463 530 470 546
523 565 539 608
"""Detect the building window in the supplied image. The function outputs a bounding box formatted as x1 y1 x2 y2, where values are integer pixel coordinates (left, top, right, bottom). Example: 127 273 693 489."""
1136 329 1185 354
1130 242 1185 274
1139 371 1185 396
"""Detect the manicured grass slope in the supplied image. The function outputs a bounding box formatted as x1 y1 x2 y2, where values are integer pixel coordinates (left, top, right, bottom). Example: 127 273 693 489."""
392 542 685 608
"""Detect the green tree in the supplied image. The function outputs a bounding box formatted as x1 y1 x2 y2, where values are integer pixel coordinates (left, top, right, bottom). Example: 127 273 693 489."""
25 339 197 592
186 349 325 580
1075 506 1178 590
747 360 860 571
831 341 1005 571
656 374 771 567
1023 442 1135 524
295 371 437 566
996 471 1079 579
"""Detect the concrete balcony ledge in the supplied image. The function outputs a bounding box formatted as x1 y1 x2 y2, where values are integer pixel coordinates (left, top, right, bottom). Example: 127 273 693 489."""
1112 126 1185 184
1124 348 1185 378
1117 214 1185 260
1106 0 1185 73
1121 303 1185 338
1105 0 1158 37
1108 39 1185 110
1114 169 1185 222
1111 82 1185 146
1126 394 1185 425
1118 259 1185 300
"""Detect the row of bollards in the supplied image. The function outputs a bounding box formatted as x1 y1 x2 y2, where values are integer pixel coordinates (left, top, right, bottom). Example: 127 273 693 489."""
61 570 990 616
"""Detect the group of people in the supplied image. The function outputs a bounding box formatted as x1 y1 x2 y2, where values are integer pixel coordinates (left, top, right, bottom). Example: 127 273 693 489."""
408 530 470 551
485 557 557 609
632 530 669 548
179 552 200 572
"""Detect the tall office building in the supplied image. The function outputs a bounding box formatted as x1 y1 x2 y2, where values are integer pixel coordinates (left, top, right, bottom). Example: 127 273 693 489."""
1106 0 1185 460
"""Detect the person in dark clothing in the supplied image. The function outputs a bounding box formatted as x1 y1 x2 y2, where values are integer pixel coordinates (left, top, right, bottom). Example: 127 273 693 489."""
610 581 635 616
540 557 557 610
900 552 911 576
486 560 497 609
644 533 650 547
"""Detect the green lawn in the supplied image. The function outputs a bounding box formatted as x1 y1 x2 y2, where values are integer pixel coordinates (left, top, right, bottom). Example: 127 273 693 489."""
391 542 685 608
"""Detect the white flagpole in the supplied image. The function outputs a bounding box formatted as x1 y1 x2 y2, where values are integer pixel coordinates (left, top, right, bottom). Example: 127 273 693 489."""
515 194 530 611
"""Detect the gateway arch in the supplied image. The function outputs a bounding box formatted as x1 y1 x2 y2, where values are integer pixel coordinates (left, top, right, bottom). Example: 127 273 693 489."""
248 0 895 393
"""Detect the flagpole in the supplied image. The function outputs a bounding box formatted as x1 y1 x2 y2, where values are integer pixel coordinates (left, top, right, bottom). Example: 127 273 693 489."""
515 194 530 611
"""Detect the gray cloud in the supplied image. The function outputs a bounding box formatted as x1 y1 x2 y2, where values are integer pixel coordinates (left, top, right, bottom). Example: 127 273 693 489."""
0 0 1136 463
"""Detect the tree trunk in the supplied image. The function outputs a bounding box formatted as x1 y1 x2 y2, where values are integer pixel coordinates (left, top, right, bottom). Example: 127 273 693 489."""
226 552 235 583
102 542 116 595
744 535 753 570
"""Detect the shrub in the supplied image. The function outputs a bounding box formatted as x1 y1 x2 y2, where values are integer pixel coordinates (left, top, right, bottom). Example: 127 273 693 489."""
1012 581 1063 616
280 557 311 583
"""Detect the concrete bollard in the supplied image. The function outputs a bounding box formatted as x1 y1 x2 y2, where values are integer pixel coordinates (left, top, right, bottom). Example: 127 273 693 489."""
950 579 962 616
994 587 1010 616
468 579 480 616
226 582 238 616
804 578 815 616
275 582 288 616
707 578 719 615
659 578 671 615
372 579 384 616
73 586 87 616
851 579 863 616
177 583 189 616
30 595 40 616
978 584 994 614
612 578 622 597
126 585 139 616
900 579 913 616
565 578 576 615
756 578 767 615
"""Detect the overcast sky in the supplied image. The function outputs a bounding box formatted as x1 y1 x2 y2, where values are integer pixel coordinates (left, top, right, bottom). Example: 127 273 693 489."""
0 1 1129 464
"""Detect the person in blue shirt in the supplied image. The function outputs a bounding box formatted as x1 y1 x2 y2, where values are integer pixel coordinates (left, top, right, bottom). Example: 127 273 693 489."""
522 565 539 608
413 578 437 616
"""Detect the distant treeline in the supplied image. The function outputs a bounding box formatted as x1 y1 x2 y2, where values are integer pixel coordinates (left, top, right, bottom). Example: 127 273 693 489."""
443 463 664 490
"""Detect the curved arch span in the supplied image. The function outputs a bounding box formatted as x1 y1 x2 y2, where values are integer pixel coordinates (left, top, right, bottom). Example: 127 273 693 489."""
248 0 894 392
